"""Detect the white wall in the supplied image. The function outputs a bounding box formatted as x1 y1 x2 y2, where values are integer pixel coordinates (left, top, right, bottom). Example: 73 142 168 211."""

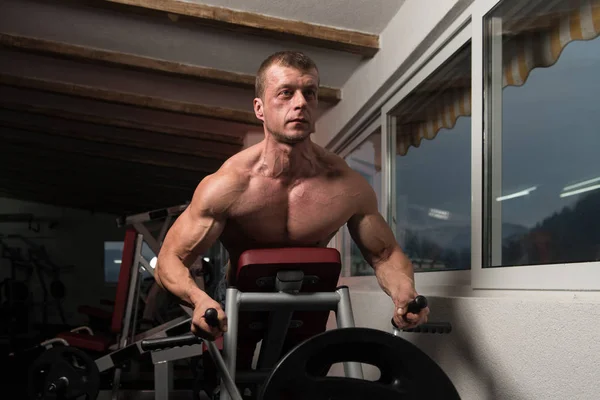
329 286 600 400
0 197 125 331
317 0 600 399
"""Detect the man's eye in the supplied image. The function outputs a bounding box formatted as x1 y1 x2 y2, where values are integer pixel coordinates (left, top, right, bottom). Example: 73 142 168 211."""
280 90 292 96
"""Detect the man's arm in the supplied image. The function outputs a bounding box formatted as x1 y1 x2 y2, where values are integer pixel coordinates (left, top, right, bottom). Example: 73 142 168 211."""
346 174 428 328
155 171 244 336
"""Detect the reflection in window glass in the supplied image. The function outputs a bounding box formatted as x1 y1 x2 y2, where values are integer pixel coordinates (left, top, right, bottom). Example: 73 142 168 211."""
343 129 382 276
392 43 472 272
484 0 600 267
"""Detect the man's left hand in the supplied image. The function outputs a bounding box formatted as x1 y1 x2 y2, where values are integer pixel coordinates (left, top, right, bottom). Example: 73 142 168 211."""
390 276 430 330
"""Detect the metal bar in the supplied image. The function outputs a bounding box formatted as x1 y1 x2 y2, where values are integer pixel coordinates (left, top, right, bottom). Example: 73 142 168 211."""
110 368 122 400
206 340 242 400
130 265 144 342
238 292 340 311
134 222 161 256
221 287 240 400
488 16 503 267
117 203 188 227
158 214 173 244
154 360 172 400
387 112 398 235
335 286 363 379
120 234 143 349
256 310 293 369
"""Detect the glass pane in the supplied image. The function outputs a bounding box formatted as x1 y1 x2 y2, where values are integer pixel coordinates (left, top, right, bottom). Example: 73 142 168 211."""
104 241 123 283
484 0 600 267
391 43 472 272
343 129 382 276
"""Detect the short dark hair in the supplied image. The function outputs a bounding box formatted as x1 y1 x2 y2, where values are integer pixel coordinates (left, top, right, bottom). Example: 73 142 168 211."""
255 51 319 98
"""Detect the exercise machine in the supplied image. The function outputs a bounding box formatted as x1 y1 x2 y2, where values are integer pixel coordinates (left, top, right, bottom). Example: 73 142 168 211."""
23 203 460 399
18 203 200 399
140 247 461 400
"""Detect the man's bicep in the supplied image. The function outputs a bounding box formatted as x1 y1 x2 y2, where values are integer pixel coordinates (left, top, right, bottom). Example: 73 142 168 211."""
347 212 396 266
162 205 225 265
160 177 228 266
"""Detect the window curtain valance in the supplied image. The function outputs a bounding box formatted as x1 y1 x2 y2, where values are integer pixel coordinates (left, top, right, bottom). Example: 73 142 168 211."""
395 0 600 157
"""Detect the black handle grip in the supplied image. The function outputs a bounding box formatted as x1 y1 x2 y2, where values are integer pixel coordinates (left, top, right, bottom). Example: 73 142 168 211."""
140 332 201 351
391 295 428 329
140 308 219 351
205 307 219 327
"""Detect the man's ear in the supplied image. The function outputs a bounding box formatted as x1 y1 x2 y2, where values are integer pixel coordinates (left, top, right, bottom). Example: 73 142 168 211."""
253 98 265 122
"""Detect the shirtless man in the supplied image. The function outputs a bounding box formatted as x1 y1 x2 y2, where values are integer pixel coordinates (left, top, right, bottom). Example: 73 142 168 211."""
155 51 429 340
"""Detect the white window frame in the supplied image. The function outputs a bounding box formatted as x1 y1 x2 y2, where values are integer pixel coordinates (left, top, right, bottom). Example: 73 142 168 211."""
335 0 600 293
380 17 473 290
471 0 600 290
336 9 474 292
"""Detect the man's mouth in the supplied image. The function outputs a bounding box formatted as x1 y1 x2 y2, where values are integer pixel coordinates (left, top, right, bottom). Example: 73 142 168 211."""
289 118 308 123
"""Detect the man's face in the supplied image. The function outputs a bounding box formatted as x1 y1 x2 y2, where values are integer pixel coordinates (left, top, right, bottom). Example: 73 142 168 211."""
253 64 319 145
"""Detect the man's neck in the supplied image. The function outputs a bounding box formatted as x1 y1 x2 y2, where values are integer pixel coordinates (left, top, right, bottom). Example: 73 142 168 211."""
257 135 319 181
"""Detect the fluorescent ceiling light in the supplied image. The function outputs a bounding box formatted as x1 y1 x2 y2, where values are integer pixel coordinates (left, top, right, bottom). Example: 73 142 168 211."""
114 259 121 264
428 208 450 220
496 186 537 202
150 256 157 269
562 177 600 191
560 183 600 198
203 257 210 262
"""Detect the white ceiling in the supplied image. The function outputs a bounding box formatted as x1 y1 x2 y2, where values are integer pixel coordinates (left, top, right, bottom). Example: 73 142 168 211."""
189 0 406 33
0 0 380 87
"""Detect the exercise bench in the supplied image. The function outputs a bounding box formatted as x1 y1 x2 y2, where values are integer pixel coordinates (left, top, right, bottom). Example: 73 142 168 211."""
145 246 364 400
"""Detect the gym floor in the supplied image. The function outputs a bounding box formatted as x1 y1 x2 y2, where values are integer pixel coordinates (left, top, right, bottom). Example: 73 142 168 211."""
97 391 210 400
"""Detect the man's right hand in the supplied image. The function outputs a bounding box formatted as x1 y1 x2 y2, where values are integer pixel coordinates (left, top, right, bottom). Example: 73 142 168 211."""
191 296 228 340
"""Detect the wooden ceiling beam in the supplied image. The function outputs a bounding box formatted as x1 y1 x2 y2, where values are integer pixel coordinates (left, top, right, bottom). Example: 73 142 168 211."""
0 124 225 173
0 161 196 195
0 73 261 126
0 175 187 208
0 101 243 146
0 142 207 184
0 108 241 160
0 186 166 215
99 0 379 57
0 171 190 206
0 33 342 103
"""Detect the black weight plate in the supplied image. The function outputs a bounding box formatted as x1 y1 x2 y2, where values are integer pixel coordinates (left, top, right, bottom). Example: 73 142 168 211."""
260 327 461 400
27 346 100 400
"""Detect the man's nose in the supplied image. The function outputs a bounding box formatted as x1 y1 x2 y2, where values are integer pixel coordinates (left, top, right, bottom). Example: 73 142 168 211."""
292 90 307 108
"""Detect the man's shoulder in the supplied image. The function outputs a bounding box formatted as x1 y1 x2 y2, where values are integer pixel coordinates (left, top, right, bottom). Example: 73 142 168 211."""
311 142 353 176
314 147 377 211
190 154 252 214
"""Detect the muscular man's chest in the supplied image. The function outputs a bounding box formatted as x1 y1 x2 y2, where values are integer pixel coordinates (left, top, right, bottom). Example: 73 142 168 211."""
223 178 357 246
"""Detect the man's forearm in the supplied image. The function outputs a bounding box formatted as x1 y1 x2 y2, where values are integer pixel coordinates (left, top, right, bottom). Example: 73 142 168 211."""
155 254 208 308
372 247 415 296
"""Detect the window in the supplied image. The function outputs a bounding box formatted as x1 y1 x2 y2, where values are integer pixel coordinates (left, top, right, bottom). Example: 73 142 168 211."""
389 43 472 273
103 240 156 284
104 241 124 284
342 128 382 276
483 0 600 268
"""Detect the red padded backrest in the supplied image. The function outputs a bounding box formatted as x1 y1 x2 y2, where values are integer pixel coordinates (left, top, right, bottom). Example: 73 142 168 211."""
234 247 342 357
236 247 341 293
110 228 137 334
